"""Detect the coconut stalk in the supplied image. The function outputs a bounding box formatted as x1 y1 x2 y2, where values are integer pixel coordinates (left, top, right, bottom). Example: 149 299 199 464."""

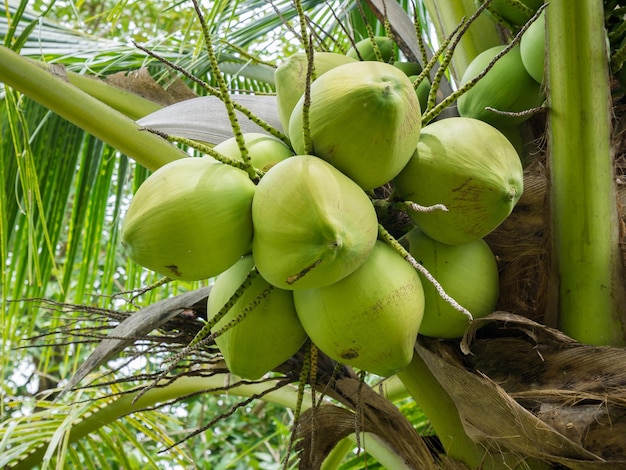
64 70 163 120
545 0 626 345
397 351 506 469
0 45 187 172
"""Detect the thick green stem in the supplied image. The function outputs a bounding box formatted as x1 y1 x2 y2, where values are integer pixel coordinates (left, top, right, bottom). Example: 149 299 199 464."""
321 437 354 470
342 433 414 470
0 46 187 171
65 70 163 120
396 352 490 469
546 1 626 345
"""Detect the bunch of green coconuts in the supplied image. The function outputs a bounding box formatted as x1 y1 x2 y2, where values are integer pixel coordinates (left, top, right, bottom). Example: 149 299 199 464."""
121 0 545 380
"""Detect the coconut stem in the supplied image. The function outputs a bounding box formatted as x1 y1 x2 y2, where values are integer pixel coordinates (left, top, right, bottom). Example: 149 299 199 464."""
302 37 316 156
133 41 290 146
377 225 472 320
396 349 494 469
546 0 626 345
131 269 262 401
140 128 264 180
191 0 256 180
63 68 162 120
184 268 262 352
412 7 430 67
400 200 448 213
284 338 313 470
206 284 274 343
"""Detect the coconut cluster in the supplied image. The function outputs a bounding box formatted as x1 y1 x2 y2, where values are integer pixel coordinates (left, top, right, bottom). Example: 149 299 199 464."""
121 44 528 379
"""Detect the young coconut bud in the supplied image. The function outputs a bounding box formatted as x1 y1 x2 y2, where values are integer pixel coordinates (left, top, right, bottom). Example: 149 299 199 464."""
275 52 357 133
121 158 255 281
207 256 307 380
213 132 294 171
251 155 378 290
346 36 395 62
457 45 544 127
289 61 421 190
403 228 499 339
393 117 523 245
293 241 424 377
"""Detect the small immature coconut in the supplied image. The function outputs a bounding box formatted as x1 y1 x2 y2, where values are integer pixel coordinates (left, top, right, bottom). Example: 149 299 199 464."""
121 157 255 281
457 45 544 127
520 9 546 83
403 228 499 339
408 75 431 113
486 0 544 26
275 52 357 133
207 256 307 380
346 36 395 62
393 117 523 245
251 155 378 290
213 133 293 171
289 61 421 190
393 61 423 77
294 241 424 377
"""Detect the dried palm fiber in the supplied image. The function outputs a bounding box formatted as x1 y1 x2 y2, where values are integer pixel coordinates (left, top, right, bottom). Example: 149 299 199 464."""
485 160 549 322
413 312 626 467
484 107 626 325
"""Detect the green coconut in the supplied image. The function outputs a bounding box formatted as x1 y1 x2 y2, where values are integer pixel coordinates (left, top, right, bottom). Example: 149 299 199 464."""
275 51 357 133
289 61 421 190
393 117 523 245
251 155 378 290
484 0 544 26
457 44 544 127
346 36 395 63
293 241 424 377
213 133 294 172
394 61 423 77
520 9 546 83
403 228 499 339
409 75 431 113
121 157 255 281
207 256 307 380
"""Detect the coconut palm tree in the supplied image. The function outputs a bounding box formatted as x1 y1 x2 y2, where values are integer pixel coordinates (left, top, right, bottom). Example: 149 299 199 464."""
2 0 626 468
